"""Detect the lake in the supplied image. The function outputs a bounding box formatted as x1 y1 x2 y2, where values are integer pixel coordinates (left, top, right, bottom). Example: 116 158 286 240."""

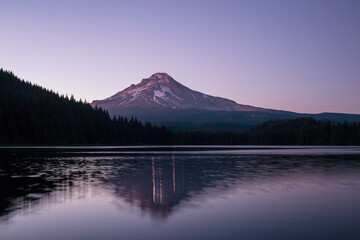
1 146 360 240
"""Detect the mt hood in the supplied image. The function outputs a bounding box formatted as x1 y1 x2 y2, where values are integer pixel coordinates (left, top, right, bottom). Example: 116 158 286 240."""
91 73 262 112
91 73 360 131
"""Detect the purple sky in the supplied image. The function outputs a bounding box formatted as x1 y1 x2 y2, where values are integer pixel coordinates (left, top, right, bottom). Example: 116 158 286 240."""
1 0 359 113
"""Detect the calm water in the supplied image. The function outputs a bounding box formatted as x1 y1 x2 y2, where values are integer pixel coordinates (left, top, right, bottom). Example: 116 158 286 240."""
1 146 360 240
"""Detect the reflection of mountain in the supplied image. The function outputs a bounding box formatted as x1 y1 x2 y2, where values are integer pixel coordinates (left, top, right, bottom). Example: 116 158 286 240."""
106 156 187 219
104 155 249 219
103 154 360 219
1 149 360 223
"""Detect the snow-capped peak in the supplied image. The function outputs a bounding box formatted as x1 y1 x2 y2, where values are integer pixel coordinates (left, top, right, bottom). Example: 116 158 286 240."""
92 73 262 112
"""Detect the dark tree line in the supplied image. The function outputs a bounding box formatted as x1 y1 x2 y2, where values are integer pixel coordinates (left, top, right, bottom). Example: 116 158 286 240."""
0 69 171 145
173 117 360 145
246 117 360 145
1 69 359 146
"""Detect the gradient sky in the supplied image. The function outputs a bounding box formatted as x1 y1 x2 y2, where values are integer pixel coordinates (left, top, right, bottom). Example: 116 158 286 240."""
1 0 360 113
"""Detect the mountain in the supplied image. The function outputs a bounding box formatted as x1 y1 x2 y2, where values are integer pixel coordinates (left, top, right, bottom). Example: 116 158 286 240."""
91 73 267 112
92 73 360 131
1 69 359 145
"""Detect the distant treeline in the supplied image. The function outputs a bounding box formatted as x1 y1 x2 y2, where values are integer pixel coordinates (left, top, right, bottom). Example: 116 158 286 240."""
1 69 359 146
174 117 360 145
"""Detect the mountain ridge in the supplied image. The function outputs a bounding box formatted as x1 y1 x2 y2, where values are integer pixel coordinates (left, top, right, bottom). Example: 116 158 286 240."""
91 72 268 112
91 73 360 131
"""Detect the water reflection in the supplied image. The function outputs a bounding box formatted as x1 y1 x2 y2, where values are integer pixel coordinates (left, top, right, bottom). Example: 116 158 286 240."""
1 148 360 225
0 153 94 224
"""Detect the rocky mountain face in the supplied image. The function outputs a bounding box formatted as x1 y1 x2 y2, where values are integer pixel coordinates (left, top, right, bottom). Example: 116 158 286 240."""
91 73 264 112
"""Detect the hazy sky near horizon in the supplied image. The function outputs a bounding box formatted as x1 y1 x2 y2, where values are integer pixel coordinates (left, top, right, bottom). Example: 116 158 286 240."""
1 0 360 114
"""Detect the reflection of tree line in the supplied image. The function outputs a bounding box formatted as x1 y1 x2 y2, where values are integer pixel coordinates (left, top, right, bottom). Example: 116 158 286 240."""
0 152 96 223
1 151 359 222
0 153 239 221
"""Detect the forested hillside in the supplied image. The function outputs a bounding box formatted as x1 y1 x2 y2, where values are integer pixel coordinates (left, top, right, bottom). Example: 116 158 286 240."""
0 69 359 146
247 117 360 145
174 118 360 145
0 69 171 145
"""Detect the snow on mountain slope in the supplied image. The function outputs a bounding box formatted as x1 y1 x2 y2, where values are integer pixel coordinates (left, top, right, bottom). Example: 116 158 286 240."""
91 73 264 112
